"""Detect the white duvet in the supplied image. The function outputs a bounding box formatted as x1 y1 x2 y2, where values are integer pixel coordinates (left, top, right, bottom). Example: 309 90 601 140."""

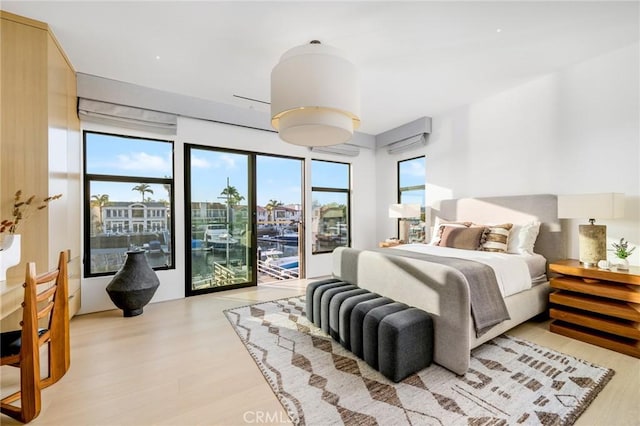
389 244 534 297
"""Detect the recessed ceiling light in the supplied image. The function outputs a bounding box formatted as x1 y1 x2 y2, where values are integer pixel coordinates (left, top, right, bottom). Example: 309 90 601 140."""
155 55 161 60
496 28 502 33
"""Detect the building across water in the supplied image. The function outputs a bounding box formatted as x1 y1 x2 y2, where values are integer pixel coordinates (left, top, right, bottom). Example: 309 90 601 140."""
94 201 170 234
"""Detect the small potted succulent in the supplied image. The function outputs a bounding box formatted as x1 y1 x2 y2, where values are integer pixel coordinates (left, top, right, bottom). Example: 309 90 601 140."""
611 238 635 270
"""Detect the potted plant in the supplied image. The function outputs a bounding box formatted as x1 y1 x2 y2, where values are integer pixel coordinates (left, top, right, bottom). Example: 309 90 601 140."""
611 238 635 270
0 190 61 280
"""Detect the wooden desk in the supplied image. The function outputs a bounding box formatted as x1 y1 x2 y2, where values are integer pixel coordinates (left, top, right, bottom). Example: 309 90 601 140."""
2 277 27 333
1 279 24 328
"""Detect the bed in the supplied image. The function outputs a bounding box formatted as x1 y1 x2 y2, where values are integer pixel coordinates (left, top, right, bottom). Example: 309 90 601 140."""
332 194 564 375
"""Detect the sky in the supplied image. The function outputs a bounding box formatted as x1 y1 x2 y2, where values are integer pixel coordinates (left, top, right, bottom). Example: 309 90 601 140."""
85 133 384 207
399 156 427 206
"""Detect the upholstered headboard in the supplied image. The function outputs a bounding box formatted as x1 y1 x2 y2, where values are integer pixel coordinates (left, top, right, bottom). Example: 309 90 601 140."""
432 194 564 262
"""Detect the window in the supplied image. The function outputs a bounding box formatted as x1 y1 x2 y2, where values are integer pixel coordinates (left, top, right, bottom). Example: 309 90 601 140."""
398 156 426 243
311 160 350 254
84 131 174 277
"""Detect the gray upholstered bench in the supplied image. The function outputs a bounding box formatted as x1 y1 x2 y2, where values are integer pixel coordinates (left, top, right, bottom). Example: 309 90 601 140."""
305 279 434 383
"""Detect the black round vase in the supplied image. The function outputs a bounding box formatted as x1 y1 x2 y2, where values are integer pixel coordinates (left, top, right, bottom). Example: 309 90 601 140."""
106 250 160 317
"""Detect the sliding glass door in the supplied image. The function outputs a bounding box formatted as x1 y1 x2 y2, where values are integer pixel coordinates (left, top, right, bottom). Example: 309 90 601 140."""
256 155 304 283
185 145 255 295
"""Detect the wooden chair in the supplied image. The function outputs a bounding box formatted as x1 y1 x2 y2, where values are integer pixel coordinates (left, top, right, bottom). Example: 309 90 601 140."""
0 251 70 423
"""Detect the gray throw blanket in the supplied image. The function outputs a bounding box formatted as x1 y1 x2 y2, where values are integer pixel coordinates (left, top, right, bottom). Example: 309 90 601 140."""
375 248 511 336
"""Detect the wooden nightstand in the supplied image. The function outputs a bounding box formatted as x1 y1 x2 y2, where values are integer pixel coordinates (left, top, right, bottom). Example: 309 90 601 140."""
548 259 640 358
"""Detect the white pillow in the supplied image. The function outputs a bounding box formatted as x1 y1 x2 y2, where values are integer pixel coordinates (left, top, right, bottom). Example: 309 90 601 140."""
507 222 541 255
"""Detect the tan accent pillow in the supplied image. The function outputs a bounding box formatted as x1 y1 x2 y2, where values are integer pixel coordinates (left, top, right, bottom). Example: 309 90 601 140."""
478 223 513 253
428 217 473 245
437 226 486 250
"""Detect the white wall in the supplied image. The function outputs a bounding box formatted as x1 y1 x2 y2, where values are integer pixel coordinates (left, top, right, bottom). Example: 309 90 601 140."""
79 118 377 314
376 42 640 265
80 42 638 314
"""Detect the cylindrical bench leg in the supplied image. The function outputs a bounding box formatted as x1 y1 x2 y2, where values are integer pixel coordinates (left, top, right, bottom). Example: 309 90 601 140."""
304 278 342 323
378 308 434 382
338 293 380 350
362 302 408 370
350 297 394 359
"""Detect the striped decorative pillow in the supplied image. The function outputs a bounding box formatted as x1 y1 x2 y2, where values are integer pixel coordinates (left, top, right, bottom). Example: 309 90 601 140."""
479 223 513 253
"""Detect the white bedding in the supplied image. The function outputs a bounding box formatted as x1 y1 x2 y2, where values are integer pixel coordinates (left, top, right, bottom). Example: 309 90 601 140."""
389 244 541 297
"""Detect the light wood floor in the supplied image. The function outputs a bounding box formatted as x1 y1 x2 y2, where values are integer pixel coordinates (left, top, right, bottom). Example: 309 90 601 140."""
1 279 639 426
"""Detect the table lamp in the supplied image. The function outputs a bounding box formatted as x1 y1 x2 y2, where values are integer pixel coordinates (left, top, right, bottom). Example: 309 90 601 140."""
557 193 624 266
389 203 421 243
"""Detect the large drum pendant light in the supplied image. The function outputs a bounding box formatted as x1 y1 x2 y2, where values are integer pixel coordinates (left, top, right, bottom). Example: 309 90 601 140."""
271 40 360 146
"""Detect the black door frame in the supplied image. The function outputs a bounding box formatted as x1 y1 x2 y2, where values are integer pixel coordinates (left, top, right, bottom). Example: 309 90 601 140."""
184 143 257 296
255 153 306 280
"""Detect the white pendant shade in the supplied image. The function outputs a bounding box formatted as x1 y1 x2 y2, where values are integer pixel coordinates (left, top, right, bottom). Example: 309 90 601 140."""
271 41 360 147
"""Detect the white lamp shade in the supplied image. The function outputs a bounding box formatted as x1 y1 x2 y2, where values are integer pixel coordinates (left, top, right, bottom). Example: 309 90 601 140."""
389 203 421 219
271 42 360 147
557 193 624 219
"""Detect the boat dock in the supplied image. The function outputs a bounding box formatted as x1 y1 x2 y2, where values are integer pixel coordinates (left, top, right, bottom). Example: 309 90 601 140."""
257 259 298 282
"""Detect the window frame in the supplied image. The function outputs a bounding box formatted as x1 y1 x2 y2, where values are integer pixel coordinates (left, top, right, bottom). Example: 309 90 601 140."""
397 156 426 242
83 130 175 278
311 159 351 255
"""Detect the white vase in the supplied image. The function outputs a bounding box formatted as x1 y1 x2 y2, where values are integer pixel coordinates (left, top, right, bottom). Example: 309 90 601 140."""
615 257 629 270
0 234 21 281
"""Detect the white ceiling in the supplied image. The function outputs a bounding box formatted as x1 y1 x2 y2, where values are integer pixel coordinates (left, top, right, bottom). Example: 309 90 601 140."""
3 1 638 135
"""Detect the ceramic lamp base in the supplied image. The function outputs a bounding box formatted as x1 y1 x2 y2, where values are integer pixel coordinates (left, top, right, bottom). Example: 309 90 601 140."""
399 220 410 243
578 224 606 267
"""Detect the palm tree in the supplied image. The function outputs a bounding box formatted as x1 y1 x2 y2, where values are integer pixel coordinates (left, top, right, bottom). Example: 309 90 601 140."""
90 194 110 233
265 199 283 223
220 185 245 208
91 193 110 208
132 183 153 202
220 184 245 235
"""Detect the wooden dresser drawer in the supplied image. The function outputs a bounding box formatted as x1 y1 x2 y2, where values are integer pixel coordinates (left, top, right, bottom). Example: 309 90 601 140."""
548 259 640 358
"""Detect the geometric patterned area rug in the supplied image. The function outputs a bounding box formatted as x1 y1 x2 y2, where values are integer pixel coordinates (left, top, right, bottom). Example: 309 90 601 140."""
224 296 614 426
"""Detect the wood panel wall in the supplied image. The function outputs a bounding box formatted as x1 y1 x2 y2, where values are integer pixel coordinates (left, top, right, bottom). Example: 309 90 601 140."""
1 11 81 321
